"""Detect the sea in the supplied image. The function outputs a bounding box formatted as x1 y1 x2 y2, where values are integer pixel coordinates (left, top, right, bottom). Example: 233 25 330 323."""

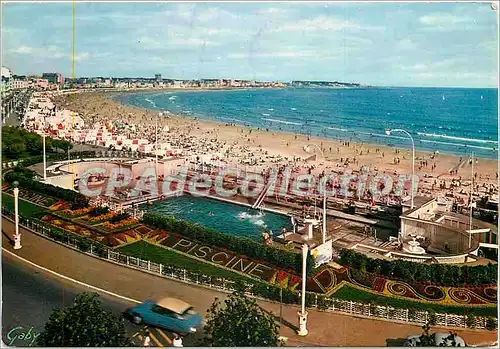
114 87 499 159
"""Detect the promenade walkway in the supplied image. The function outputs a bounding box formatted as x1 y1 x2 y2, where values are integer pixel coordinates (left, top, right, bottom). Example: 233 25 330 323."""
1 218 497 347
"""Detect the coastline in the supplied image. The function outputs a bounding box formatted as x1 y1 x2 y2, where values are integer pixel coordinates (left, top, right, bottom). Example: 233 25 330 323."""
111 88 499 160
52 90 498 202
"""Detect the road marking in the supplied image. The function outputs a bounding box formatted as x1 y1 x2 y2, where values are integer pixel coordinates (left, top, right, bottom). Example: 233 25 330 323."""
148 330 164 347
155 328 173 345
2 248 141 304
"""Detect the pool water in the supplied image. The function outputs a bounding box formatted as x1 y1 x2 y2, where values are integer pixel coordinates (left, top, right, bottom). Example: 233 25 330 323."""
144 195 292 240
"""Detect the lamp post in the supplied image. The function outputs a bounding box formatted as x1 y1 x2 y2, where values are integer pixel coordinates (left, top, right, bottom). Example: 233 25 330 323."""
13 181 22 250
385 128 415 209
469 152 474 248
322 188 327 244
42 132 47 181
297 243 308 336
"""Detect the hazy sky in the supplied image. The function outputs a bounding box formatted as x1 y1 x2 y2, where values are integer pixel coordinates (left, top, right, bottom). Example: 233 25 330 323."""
2 1 498 87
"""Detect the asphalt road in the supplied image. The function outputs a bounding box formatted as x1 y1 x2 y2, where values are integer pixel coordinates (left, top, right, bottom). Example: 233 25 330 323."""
1 253 202 347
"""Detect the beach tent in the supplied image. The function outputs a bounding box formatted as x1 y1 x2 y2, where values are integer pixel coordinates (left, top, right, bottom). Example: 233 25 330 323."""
159 142 171 150
139 144 154 152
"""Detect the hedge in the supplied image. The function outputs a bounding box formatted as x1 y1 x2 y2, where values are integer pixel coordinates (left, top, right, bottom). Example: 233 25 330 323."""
339 249 498 286
141 212 316 275
4 167 89 209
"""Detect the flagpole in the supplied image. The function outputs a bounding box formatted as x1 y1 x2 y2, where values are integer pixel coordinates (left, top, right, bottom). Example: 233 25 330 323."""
469 152 474 248
42 133 47 181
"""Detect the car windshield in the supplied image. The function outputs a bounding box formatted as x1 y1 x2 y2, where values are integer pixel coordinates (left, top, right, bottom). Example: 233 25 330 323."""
183 307 195 315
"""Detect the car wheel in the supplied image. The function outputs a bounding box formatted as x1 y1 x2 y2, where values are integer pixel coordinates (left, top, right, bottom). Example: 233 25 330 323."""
132 315 143 325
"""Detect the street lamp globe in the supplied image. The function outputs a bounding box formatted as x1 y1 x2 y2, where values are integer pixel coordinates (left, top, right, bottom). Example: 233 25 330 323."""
13 181 19 188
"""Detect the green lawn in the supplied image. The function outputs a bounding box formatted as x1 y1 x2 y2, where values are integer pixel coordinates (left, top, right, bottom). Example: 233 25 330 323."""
117 240 257 283
332 284 497 317
2 193 47 218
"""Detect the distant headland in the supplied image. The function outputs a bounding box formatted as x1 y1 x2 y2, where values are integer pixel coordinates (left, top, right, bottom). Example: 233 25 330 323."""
291 80 371 88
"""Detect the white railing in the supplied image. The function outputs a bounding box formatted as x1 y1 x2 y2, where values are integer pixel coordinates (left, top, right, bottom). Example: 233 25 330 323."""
3 208 496 331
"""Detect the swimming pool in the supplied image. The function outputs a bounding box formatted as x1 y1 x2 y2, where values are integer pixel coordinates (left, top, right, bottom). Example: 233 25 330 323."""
144 195 292 240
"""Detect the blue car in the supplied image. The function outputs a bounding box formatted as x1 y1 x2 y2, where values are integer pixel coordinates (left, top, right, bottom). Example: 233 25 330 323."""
125 297 204 334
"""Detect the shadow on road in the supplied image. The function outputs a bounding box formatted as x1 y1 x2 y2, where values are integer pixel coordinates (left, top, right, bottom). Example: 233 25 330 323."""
2 229 14 246
261 307 299 333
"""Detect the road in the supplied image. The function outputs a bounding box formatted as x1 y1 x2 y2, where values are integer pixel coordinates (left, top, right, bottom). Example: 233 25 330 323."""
1 253 202 347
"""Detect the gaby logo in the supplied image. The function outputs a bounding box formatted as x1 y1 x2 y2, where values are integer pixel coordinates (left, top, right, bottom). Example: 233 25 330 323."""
77 164 419 202
6 326 40 346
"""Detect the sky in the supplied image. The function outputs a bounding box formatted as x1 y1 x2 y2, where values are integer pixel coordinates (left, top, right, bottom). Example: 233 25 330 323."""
2 1 499 87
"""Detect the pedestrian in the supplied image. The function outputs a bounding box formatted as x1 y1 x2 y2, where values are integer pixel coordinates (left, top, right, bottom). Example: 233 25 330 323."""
143 331 151 347
173 334 183 347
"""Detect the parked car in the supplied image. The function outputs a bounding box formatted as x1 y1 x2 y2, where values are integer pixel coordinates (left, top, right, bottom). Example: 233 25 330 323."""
125 297 204 334
404 333 466 347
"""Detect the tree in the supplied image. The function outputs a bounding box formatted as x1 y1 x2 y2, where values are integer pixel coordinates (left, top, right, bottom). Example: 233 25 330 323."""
202 291 280 347
37 293 131 347
417 323 436 346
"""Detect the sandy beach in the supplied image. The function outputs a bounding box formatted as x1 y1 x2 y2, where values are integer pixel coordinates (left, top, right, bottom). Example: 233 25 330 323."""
52 90 498 205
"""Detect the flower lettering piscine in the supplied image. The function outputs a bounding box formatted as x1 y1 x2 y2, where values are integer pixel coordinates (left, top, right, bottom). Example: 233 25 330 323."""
149 231 169 243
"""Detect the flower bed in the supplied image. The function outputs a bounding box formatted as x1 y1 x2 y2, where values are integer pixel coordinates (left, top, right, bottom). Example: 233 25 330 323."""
381 280 497 306
60 206 94 218
41 215 95 238
49 201 69 211
136 225 153 236
87 212 117 223
102 217 139 231
102 235 122 247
